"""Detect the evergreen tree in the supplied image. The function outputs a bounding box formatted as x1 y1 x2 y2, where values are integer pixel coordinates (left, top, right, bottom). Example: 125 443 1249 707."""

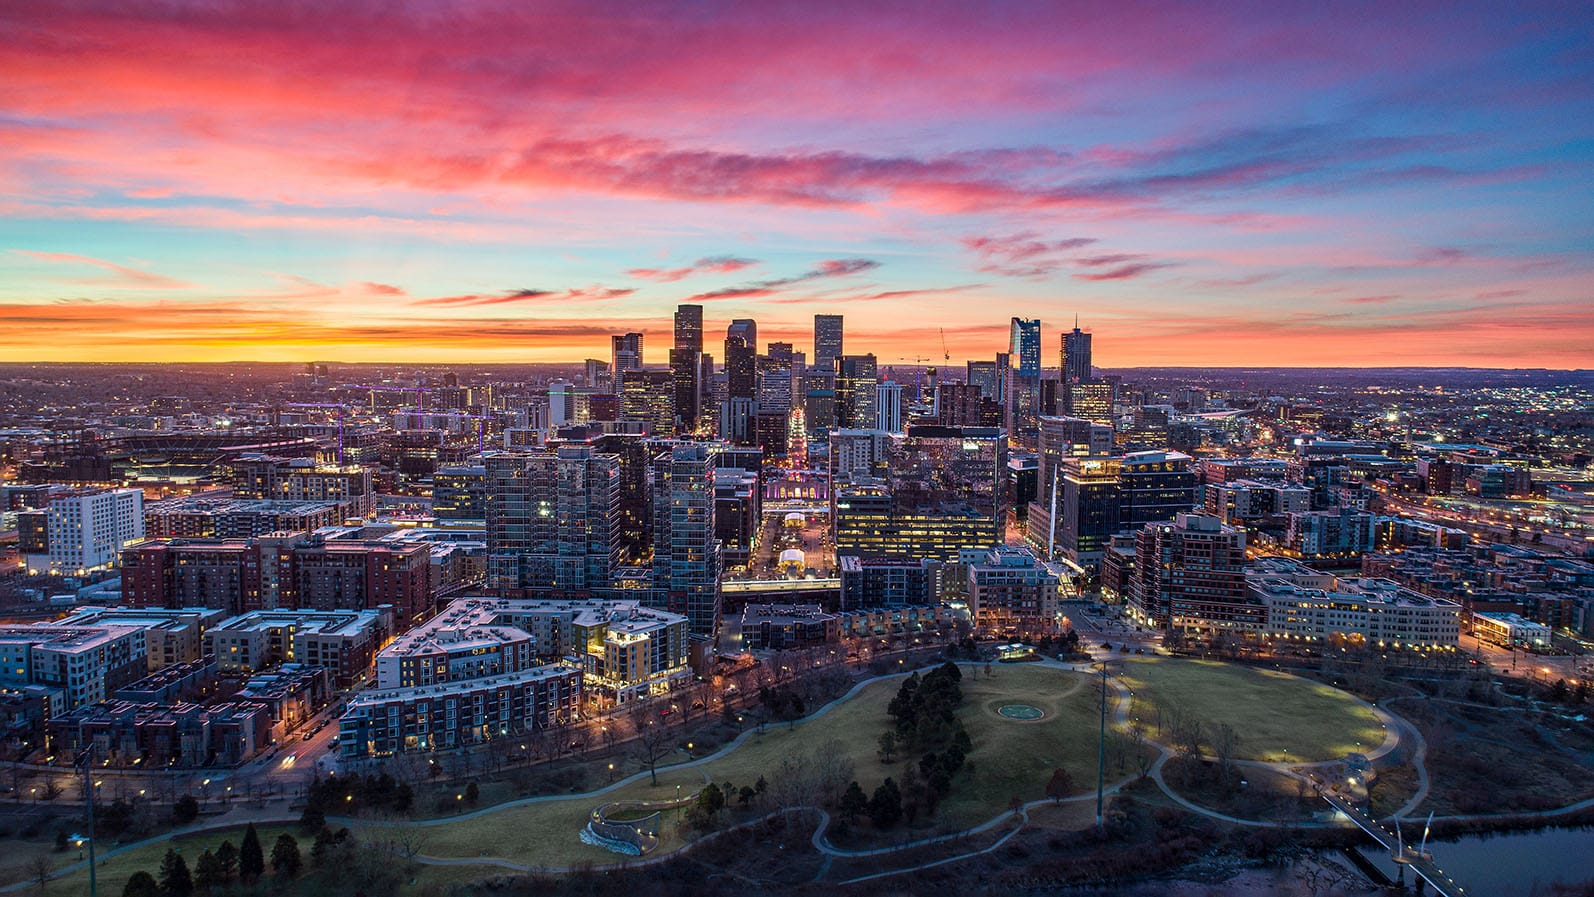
271 832 302 878
193 850 223 892
310 825 335 865
157 848 193 897
838 781 868 824
122 871 159 897
214 840 238 882
299 801 325 833
868 777 903 828
238 823 265 883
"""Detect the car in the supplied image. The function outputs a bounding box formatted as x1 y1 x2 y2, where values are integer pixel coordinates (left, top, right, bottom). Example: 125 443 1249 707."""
302 732 314 741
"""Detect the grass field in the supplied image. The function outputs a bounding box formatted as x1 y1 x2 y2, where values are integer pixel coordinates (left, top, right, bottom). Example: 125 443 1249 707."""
28 657 1387 893
26 823 305 897
1116 658 1385 762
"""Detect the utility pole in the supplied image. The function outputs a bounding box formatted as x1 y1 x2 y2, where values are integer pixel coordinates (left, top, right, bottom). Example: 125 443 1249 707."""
79 747 98 897
1096 661 1107 830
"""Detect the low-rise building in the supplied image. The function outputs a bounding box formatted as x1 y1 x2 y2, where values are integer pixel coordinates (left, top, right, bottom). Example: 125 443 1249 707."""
50 606 229 671
381 597 691 705
1471 611 1551 650
1248 565 1461 648
0 623 148 710
204 608 392 686
838 555 939 608
50 699 272 767
966 546 1060 639
740 604 840 649
338 663 581 759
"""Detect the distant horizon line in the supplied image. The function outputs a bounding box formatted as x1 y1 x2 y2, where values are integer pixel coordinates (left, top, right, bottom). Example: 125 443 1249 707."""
1 361 1587 374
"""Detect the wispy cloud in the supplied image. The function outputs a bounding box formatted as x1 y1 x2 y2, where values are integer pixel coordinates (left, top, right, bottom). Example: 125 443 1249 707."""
689 258 880 301
413 286 636 307
962 233 1097 277
627 255 760 282
10 249 194 290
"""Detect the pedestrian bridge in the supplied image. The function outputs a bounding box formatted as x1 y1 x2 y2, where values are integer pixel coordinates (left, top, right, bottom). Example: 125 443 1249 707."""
1321 791 1468 896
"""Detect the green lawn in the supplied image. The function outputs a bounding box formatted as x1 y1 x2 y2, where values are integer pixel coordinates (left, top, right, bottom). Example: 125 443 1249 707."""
23 659 1394 895
360 664 1129 862
1117 658 1385 762
29 823 304 897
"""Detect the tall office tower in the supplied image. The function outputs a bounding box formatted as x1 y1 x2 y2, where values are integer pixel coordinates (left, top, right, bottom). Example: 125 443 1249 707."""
669 348 700 431
611 332 644 375
1062 320 1092 382
1009 317 1041 379
832 426 1007 562
484 447 621 595
1033 416 1113 515
724 319 759 401
1007 318 1043 449
650 443 721 637
671 304 705 430
548 380 575 427
674 304 703 353
814 314 844 373
875 380 904 433
1119 450 1197 530
828 429 892 481
759 342 795 412
619 370 675 435
1126 513 1247 629
719 396 758 446
1055 456 1122 568
805 381 837 437
583 359 613 393
936 382 1003 427
789 350 807 410
835 354 879 428
1065 379 1115 426
966 355 1009 404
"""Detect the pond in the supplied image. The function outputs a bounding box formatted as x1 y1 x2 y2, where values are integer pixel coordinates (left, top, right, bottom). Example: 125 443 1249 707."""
1358 826 1594 896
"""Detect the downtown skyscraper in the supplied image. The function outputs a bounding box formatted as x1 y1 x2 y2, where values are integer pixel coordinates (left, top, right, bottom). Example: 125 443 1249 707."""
1062 320 1092 382
670 304 704 431
813 314 843 373
484 446 621 595
1007 317 1042 449
650 443 721 637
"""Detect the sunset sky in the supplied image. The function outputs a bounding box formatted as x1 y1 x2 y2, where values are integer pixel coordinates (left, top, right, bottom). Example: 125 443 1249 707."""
2 1 1591 367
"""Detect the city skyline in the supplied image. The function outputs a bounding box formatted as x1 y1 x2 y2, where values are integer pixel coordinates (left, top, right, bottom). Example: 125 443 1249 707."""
3 2 1592 368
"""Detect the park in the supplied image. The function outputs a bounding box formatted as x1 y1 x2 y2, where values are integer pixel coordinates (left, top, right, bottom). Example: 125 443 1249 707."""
15 656 1399 895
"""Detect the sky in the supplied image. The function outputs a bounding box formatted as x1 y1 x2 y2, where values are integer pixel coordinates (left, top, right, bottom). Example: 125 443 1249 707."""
1 1 1592 368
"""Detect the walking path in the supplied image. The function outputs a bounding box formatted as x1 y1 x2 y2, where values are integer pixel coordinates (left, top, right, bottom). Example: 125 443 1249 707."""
12 657 1591 891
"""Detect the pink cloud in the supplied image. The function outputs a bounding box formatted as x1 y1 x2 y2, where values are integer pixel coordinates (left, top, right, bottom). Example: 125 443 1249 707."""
9 249 194 290
627 255 760 282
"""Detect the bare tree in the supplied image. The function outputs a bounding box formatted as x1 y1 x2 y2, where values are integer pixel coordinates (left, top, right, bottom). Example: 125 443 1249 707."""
634 721 673 786
1128 720 1153 779
29 854 52 893
385 829 427 862
1211 722 1241 787
808 740 855 806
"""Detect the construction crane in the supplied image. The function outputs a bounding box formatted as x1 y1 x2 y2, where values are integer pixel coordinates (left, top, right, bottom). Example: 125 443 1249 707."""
898 356 932 402
282 402 349 464
940 328 951 363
